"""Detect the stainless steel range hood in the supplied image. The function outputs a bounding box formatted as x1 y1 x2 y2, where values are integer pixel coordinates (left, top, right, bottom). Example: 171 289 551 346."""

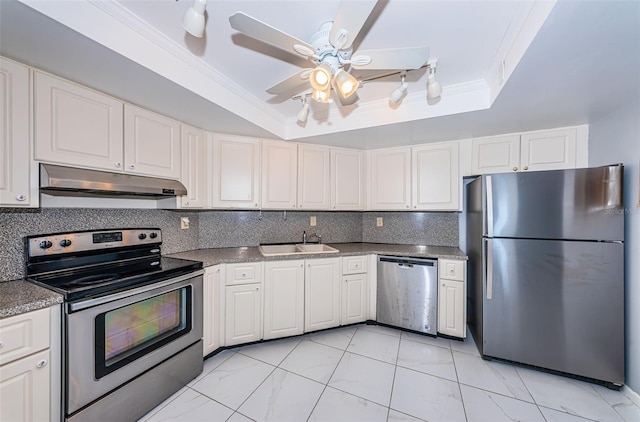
40 164 187 197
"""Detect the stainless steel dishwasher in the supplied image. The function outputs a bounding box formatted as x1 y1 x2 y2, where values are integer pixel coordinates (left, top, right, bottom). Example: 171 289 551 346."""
377 255 438 335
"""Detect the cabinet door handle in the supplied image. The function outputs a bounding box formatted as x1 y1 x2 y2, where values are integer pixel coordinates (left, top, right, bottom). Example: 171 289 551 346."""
36 359 48 368
16 194 27 201
115 162 122 168
523 166 529 170
0 341 4 347
256 287 260 291
406 205 410 208
129 164 136 170
512 167 518 171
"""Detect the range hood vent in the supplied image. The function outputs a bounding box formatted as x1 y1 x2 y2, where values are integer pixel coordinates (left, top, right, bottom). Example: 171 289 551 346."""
40 164 187 197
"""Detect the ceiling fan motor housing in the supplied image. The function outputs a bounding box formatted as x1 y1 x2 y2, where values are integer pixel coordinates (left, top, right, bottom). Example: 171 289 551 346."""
311 21 353 67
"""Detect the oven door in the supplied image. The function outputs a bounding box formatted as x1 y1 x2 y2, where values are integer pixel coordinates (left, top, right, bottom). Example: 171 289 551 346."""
65 271 203 415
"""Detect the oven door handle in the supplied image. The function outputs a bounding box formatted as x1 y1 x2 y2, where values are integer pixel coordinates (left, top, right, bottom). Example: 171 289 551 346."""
69 269 204 312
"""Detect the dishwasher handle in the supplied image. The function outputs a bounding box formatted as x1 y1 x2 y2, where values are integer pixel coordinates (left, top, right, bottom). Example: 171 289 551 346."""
378 256 436 267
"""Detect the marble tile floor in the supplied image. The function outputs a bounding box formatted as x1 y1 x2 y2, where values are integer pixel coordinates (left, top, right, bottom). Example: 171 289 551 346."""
139 324 640 422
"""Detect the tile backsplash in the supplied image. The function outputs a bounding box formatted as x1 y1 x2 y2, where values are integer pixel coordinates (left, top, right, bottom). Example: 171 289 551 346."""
0 208 458 282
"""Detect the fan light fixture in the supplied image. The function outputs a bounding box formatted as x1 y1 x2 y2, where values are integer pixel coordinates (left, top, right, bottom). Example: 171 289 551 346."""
426 61 442 99
333 69 359 99
182 0 207 38
311 87 331 103
309 64 332 91
297 97 310 124
389 72 408 104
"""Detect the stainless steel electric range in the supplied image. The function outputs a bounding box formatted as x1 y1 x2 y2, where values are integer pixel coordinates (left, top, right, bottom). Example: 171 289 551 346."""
26 228 204 422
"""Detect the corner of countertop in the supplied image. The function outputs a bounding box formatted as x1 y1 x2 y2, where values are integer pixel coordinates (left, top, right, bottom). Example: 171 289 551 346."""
0 279 63 319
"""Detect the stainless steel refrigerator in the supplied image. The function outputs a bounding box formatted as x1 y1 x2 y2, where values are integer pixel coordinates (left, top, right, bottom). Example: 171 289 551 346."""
466 164 625 387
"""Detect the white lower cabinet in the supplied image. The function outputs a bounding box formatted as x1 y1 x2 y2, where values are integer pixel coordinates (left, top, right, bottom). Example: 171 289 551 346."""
0 306 59 422
304 257 341 333
225 284 262 346
203 265 224 356
264 260 305 340
437 259 467 338
340 256 369 325
224 262 263 346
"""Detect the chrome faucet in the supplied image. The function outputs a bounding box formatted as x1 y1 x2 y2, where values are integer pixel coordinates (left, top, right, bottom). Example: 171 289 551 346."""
302 230 321 244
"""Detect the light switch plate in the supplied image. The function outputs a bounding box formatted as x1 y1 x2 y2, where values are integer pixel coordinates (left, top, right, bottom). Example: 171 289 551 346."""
376 217 383 227
310 216 317 226
180 217 190 229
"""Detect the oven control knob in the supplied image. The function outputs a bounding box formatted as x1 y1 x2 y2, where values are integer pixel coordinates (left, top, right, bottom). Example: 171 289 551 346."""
39 240 53 249
138 233 147 240
149 232 158 239
59 239 72 247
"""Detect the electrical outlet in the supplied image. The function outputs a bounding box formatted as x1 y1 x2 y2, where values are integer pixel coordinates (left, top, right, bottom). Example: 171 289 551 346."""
376 217 383 227
180 217 190 230
310 216 317 226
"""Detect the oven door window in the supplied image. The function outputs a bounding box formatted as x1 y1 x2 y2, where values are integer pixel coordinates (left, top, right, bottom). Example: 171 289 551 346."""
95 286 192 379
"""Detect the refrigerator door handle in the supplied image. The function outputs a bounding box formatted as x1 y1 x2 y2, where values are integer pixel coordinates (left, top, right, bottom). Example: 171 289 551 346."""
486 175 494 237
485 239 493 300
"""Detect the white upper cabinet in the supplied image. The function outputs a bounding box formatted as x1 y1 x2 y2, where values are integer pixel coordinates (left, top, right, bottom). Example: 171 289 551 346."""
331 148 365 210
368 147 411 210
297 144 330 210
34 70 124 172
412 141 460 211
123 104 181 179
262 140 297 209
0 57 37 207
471 134 520 175
470 127 582 175
211 134 260 209
179 125 209 208
520 128 577 171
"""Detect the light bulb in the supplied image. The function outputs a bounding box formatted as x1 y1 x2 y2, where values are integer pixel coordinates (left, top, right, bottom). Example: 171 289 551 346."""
311 88 331 103
333 69 359 99
309 64 332 91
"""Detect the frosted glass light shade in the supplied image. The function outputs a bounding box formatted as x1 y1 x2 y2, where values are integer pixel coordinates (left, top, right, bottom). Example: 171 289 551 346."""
309 64 332 91
183 0 206 38
333 69 359 99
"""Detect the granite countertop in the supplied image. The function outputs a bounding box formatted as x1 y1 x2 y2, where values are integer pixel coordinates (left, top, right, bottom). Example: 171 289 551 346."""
0 279 63 319
168 242 467 267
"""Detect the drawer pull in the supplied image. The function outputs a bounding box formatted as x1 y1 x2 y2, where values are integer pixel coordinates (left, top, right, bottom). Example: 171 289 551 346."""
36 359 48 368
0 341 4 347
16 194 27 201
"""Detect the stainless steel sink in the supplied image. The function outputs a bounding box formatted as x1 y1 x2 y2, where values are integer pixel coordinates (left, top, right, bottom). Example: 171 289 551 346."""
259 243 339 256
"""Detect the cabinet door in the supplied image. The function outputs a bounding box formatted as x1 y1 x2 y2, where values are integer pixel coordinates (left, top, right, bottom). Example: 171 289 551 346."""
0 349 50 422
211 134 260 208
34 71 124 172
471 135 520 175
179 125 209 208
412 142 460 211
124 104 181 179
369 147 411 210
437 279 466 338
225 284 262 346
520 128 577 171
330 148 365 210
203 265 222 356
297 144 330 210
0 57 36 207
341 273 367 325
304 258 340 332
262 140 297 209
264 260 305 340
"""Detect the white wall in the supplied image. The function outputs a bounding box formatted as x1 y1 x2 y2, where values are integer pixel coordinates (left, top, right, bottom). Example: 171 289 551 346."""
589 98 640 394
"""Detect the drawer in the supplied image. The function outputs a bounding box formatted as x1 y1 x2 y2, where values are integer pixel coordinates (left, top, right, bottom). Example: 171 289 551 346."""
439 259 466 282
342 256 368 275
0 307 50 366
225 262 263 286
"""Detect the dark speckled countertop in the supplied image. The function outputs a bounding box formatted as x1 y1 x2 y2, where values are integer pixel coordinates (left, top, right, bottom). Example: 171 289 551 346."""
167 242 467 267
0 279 63 318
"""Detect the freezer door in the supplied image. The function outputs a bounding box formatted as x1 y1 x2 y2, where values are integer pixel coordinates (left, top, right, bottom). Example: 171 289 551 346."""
485 165 624 241
483 238 624 385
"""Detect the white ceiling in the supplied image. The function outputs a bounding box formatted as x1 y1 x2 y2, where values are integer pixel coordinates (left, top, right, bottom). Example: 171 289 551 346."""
1 0 639 149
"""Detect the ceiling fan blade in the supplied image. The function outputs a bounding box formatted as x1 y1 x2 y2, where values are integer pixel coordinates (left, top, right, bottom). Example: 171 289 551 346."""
229 12 315 57
351 47 430 70
330 0 378 49
266 69 312 95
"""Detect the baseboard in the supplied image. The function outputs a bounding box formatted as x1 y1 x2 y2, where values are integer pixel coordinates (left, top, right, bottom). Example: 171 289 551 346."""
623 385 640 407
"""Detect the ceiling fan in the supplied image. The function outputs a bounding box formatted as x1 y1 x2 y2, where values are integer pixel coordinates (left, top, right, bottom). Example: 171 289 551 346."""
228 1 432 106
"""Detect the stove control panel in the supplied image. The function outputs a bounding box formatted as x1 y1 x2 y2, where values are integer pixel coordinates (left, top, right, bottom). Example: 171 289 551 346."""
28 229 162 257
